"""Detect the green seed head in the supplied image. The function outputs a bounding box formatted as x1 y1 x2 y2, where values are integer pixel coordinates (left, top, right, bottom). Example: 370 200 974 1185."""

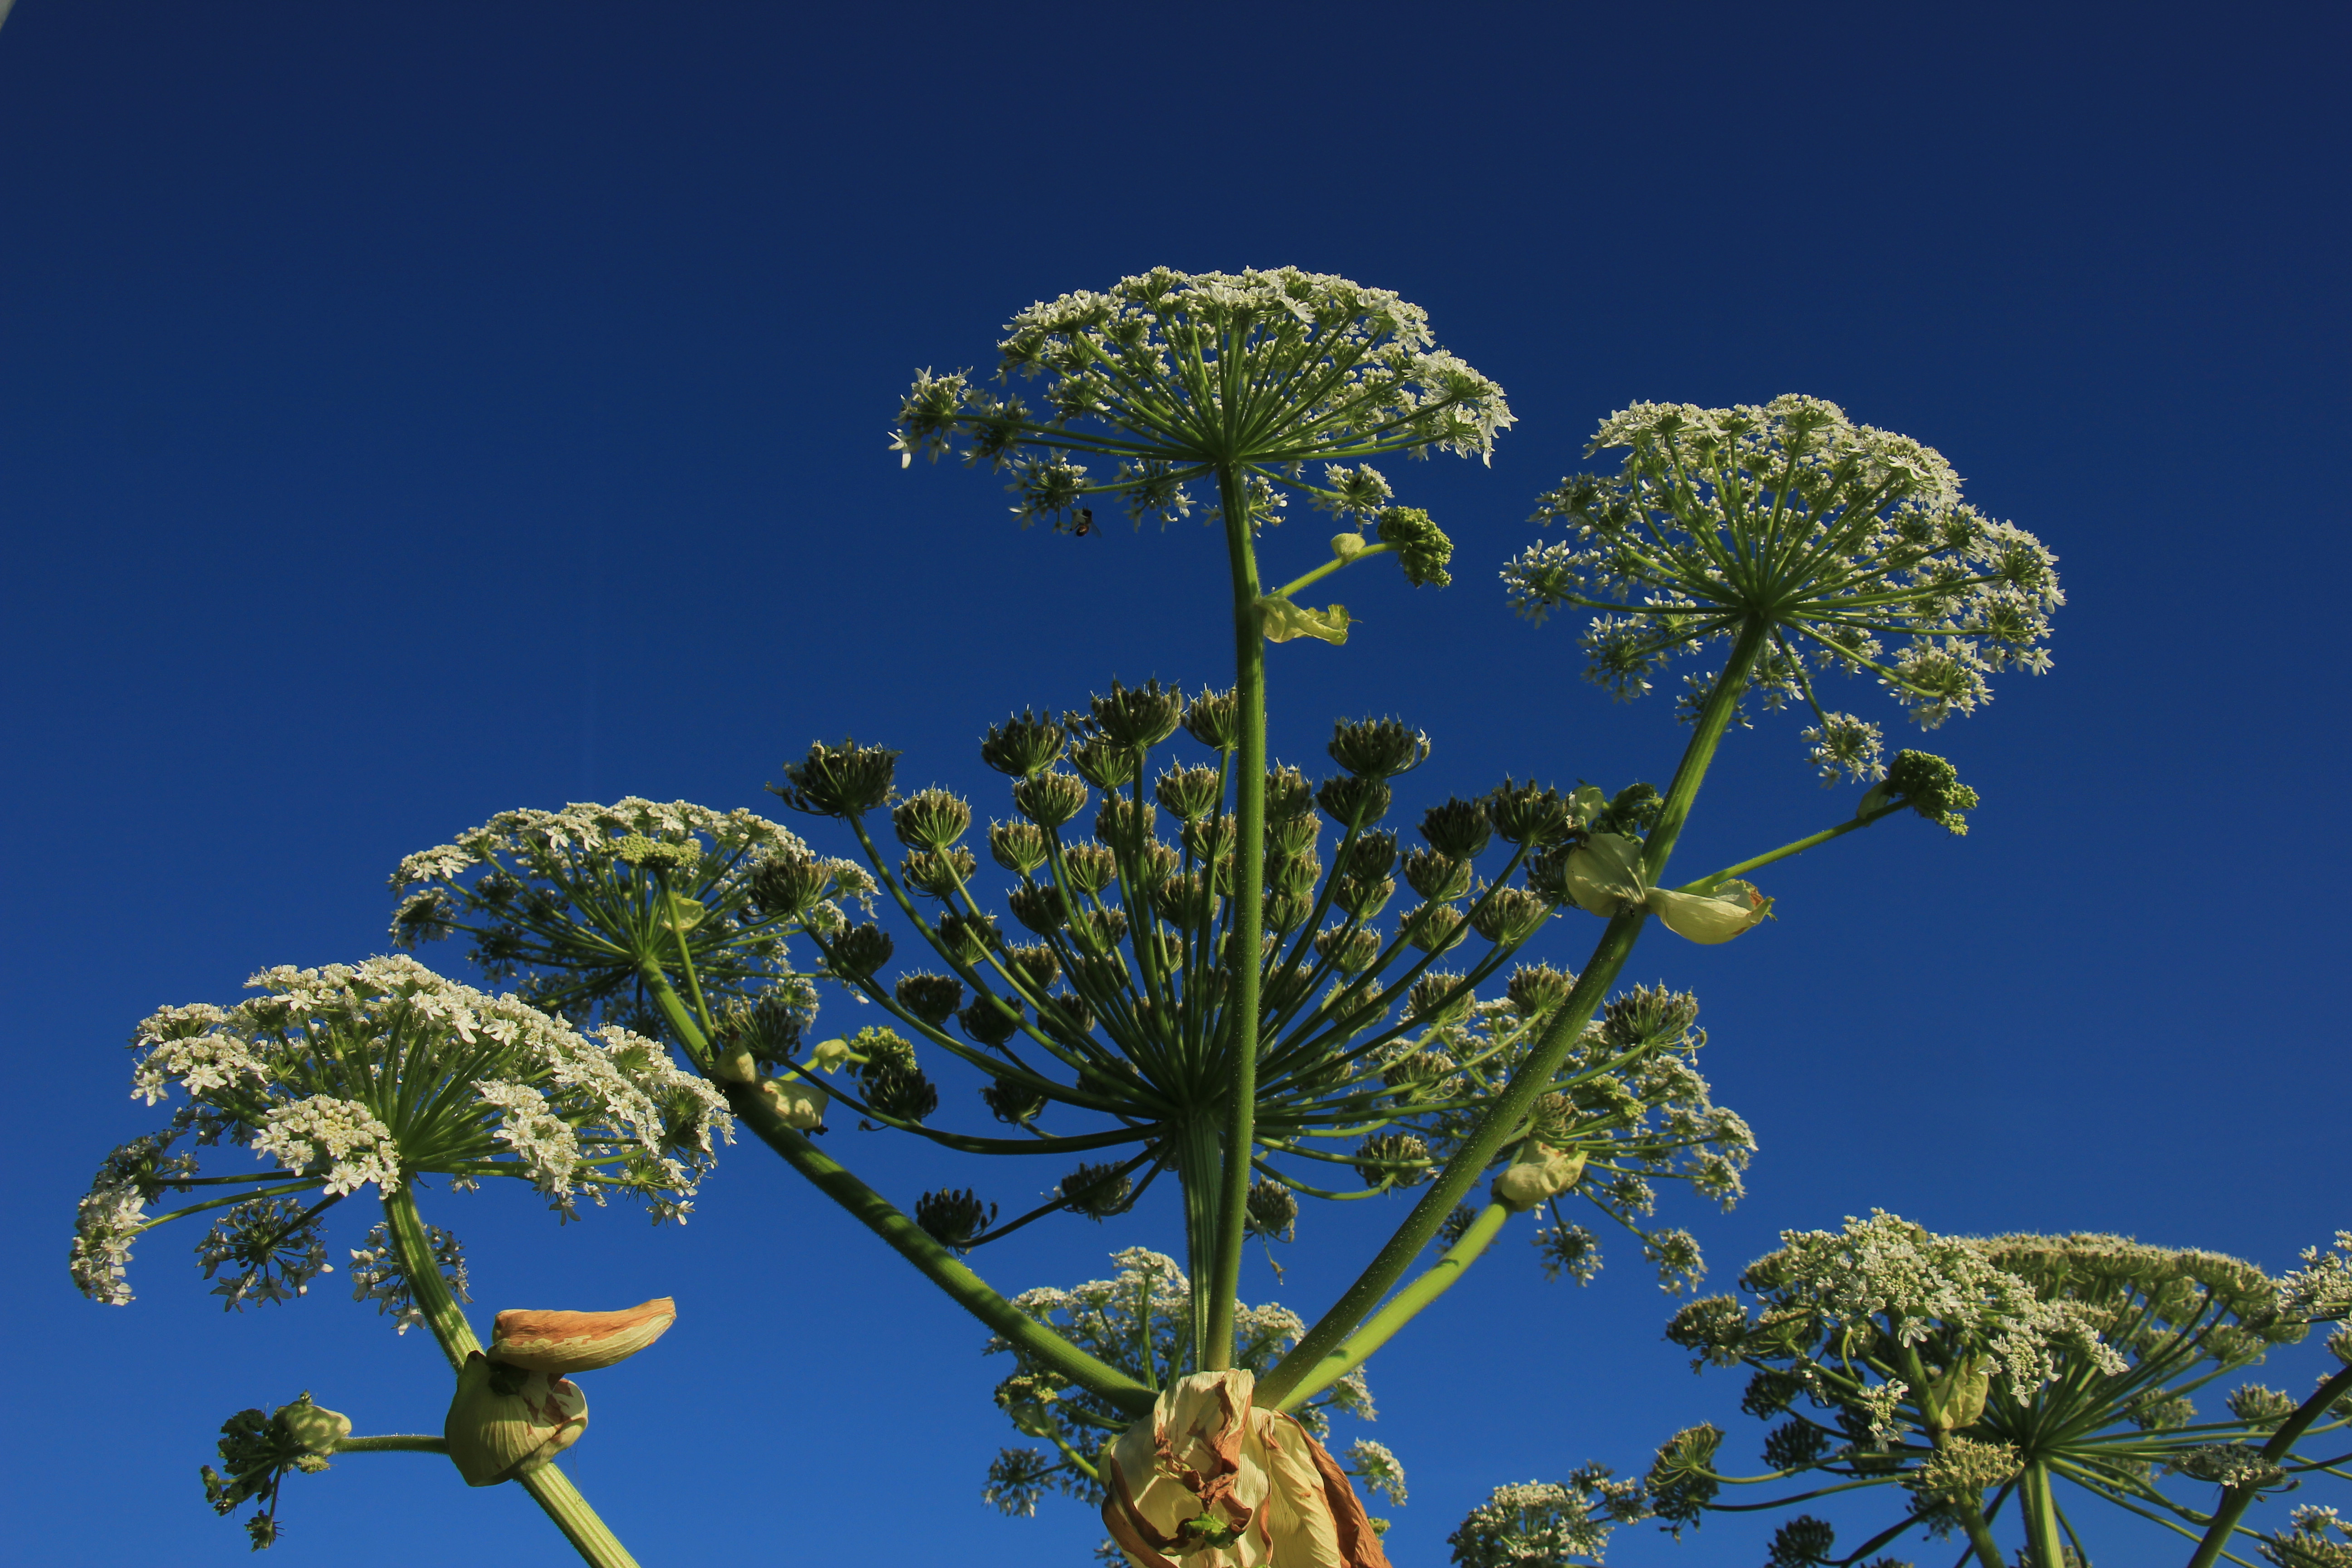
980 710 1068 778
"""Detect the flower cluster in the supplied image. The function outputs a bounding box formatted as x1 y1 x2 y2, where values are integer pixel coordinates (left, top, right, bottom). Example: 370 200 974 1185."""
388 797 851 1038
1445 1470 1648 1568
70 955 730 1303
1502 396 2061 780
981 1249 1377 1519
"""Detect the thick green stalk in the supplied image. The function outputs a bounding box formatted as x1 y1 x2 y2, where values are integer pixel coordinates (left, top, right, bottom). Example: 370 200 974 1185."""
380 1190 640 1568
1259 619 1773 1408
2183 1361 2352 1568
334 1435 449 1454
2022 1462 2066 1568
1274 1202 1510 1408
1204 461 1267 1373
1177 1116 1224 1372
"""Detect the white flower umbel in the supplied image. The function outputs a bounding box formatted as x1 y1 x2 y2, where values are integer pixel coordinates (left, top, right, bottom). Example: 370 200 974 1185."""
253 1096 400 1196
1503 396 2061 781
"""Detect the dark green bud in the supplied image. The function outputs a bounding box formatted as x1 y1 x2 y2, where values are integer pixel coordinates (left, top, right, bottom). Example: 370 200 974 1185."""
1328 717 1431 780
1595 781 1662 838
1267 846 1320 897
1764 1517 1834 1567
830 922 893 978
1041 990 1096 1040
1092 798 1158 853
1484 778 1577 847
1525 845 1574 905
1436 1203 1479 1248
719 991 809 1070
1010 770 1089 828
892 787 971 849
1401 902 1465 953
1244 1178 1298 1242
959 995 1020 1048
1150 870 1219 927
1882 750 1978 835
1528 1090 1578 1144
1007 943 1061 995
1352 1132 1431 1189
1067 906 1127 956
1061 843 1118 894
1382 1048 1457 1093
1076 677 1186 751
980 1077 1048 1125
1181 687 1240 752
1316 773 1391 829
859 1060 938 1124
899 845 976 900
1470 885 1552 945
1505 962 1576 1018
989 819 1049 874
1602 983 1699 1049
935 911 1001 966
1405 971 1472 1025
1007 884 1066 934
850 1026 917 1080
893 972 963 1026
1401 846 1472 901
1313 926 1382 974
1338 829 1397 881
749 853 831 919
1265 764 1315 820
1068 735 1139 789
1154 764 1224 821
913 1187 997 1253
1060 1161 1135 1219
1419 797 1493 860
1374 505 1452 588
1333 873 1394 920
774 737 900 818
1182 813 1238 862
980 710 1067 778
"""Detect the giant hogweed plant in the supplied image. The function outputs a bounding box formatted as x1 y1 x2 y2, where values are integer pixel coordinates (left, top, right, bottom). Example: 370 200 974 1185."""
70 268 2063 1567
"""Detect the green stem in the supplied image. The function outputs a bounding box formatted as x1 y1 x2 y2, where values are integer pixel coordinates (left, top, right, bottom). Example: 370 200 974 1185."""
1259 619 1772 1410
1672 799 1907 893
2023 1462 2067 1568
1177 1116 1224 1374
2184 1362 2352 1568
1274 1202 1510 1408
1269 541 1394 600
720 1076 1157 1416
1204 461 1267 1374
380 1190 641 1568
334 1435 451 1454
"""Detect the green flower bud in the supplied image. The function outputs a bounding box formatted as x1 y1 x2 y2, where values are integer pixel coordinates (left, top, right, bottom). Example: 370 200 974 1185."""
1077 678 1186 750
1880 749 1979 834
1268 811 1322 858
1469 885 1552 945
1333 873 1395 920
1352 1132 1431 1188
1182 813 1238 862
1419 797 1493 860
1382 1048 1458 1095
443 1352 588 1488
1181 686 1241 752
1405 971 1472 1025
718 991 810 1070
1490 1143 1586 1213
1092 798 1158 852
989 818 1049 874
1069 735 1140 789
1061 843 1119 894
1401 902 1466 953
914 1188 997 1254
1134 841 1181 886
1527 1090 1578 1144
959 996 1020 1048
1258 597 1351 644
899 845 977 900
774 738 901 818
1244 1178 1299 1242
1151 870 1220 927
1068 906 1128 956
1041 990 1096 1040
1484 778 1578 846
830 922 894 978
614 833 702 870
892 787 972 849
1401 846 1472 901
1601 984 1698 1049
1268 846 1321 897
1594 781 1661 837
1011 769 1089 828
980 1077 1048 1125
1375 505 1453 588
1264 891 1314 932
749 853 831 919
1006 943 1061 995
1007 883 1067 934
1060 1161 1134 1219
1328 717 1432 780
980 709 1068 778
1265 764 1315 820
1313 927 1383 974
1154 764 1225 821
1505 963 1576 1018
859 1060 939 1124
935 911 1001 966
1316 773 1391 829
1338 829 1398 880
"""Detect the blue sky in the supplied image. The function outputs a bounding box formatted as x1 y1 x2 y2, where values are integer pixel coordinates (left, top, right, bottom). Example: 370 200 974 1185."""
2 3 2345 1565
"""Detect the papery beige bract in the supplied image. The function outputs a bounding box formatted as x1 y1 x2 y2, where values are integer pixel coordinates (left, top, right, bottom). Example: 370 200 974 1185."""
1101 1370 1391 1568
490 1298 676 1374
443 1351 588 1486
1646 880 1771 944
